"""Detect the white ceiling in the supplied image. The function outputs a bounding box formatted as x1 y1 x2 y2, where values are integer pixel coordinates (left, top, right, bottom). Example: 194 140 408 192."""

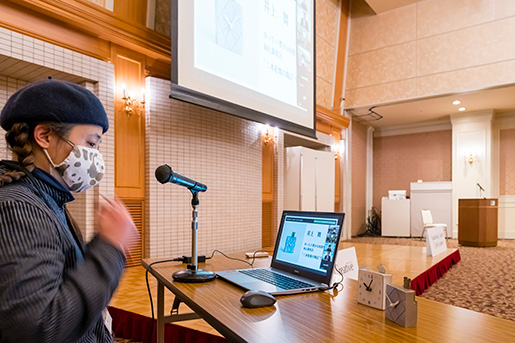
363 0 422 14
346 85 515 129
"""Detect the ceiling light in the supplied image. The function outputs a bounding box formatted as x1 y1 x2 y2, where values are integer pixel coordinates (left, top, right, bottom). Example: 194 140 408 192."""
453 100 461 105
458 107 466 111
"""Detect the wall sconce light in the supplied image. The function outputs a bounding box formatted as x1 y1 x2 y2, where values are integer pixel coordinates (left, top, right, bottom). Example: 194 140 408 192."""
332 144 339 159
262 124 272 145
464 153 478 166
121 84 146 118
332 140 344 160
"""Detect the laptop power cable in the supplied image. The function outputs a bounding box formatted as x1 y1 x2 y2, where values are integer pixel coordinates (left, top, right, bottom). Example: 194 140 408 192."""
319 264 345 292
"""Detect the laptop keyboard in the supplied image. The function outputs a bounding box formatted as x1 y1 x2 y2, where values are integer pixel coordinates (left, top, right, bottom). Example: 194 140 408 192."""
239 269 315 290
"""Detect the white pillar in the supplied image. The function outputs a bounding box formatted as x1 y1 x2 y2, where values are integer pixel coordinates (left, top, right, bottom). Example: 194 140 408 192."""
366 126 375 223
341 126 352 240
450 110 494 237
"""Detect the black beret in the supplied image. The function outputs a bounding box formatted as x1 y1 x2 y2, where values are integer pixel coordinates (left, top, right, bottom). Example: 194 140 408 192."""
0 79 109 133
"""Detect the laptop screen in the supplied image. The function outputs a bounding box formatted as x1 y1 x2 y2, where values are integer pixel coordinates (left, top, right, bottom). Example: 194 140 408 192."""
272 211 344 282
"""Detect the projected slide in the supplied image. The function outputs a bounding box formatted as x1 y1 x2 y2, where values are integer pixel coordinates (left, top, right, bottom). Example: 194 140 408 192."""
173 0 315 137
194 0 309 110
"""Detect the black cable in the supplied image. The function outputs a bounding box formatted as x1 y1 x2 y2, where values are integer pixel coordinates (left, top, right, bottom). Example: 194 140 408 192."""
319 263 345 292
333 264 345 291
145 248 267 321
144 258 178 339
248 249 273 265
144 249 271 339
349 106 383 122
145 249 268 321
208 249 273 267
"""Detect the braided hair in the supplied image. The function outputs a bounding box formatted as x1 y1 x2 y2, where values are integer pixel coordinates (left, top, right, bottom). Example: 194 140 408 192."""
0 122 73 187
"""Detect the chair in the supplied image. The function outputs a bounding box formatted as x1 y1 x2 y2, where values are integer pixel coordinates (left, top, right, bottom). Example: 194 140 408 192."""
420 209 447 239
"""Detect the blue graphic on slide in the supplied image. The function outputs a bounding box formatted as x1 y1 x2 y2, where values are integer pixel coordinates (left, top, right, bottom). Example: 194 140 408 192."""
276 222 305 263
275 216 339 274
283 232 297 253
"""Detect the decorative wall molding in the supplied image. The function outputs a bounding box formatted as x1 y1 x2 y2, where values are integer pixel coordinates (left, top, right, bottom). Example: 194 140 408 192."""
450 110 495 124
0 0 171 76
316 104 350 129
493 112 515 129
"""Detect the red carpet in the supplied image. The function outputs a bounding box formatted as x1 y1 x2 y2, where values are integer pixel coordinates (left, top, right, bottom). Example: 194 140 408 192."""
109 306 228 343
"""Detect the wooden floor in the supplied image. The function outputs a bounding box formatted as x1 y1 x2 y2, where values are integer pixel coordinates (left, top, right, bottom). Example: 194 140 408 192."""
109 242 459 337
337 241 458 284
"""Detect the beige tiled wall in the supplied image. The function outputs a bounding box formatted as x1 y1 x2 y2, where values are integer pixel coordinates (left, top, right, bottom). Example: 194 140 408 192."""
495 0 515 19
346 41 416 90
0 77 27 160
348 4 415 55
346 0 515 108
416 0 495 38
145 77 262 258
373 130 452 210
316 0 342 108
499 128 515 195
0 27 115 242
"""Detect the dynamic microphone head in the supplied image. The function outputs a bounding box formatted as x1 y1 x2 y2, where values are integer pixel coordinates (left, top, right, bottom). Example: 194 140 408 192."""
155 164 172 184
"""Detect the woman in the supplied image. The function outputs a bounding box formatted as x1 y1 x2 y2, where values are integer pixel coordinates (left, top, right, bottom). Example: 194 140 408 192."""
0 80 139 342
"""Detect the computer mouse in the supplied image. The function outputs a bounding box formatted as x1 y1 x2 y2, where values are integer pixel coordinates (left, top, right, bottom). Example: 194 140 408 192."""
240 290 277 308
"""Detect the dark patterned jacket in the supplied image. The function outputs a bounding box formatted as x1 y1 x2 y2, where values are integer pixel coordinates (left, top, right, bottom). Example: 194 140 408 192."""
0 162 125 342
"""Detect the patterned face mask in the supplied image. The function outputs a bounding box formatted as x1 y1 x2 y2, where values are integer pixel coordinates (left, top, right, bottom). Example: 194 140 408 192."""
43 136 105 193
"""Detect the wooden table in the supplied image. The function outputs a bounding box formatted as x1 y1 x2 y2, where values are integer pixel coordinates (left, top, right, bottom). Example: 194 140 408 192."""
143 249 515 343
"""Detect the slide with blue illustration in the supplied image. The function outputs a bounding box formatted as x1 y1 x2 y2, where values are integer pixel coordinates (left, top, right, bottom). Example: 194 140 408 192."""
276 216 339 274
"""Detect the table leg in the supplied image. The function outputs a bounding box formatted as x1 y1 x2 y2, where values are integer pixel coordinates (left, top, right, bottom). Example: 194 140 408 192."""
157 281 164 343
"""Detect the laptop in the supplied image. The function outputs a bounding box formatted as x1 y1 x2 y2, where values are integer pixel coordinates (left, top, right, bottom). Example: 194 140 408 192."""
216 211 345 295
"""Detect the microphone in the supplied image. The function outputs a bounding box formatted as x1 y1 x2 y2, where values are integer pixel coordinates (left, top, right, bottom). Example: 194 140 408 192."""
477 183 485 192
155 164 207 193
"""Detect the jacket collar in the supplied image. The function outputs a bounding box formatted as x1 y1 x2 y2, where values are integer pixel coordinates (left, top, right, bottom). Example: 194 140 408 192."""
0 160 74 206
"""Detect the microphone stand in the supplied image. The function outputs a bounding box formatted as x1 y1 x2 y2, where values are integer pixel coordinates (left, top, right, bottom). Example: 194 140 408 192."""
477 183 486 199
172 191 216 282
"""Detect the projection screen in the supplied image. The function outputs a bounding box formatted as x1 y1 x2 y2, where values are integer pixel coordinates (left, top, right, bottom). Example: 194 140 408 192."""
171 0 316 138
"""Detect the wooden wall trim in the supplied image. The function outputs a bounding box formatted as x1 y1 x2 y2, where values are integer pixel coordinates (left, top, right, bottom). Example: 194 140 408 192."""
317 104 350 129
2 0 170 64
0 1 111 61
112 44 147 198
333 0 350 110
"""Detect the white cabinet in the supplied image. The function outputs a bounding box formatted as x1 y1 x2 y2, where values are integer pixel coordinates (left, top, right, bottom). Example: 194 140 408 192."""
381 198 411 237
284 146 335 212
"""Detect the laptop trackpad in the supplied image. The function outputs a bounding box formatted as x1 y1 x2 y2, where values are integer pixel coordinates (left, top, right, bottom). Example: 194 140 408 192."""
242 281 278 293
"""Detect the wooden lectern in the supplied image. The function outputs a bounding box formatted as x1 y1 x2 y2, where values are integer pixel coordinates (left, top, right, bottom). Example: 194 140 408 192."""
458 199 498 247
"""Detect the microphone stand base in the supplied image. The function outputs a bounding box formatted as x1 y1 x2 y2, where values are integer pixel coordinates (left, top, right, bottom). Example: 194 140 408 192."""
172 269 216 283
